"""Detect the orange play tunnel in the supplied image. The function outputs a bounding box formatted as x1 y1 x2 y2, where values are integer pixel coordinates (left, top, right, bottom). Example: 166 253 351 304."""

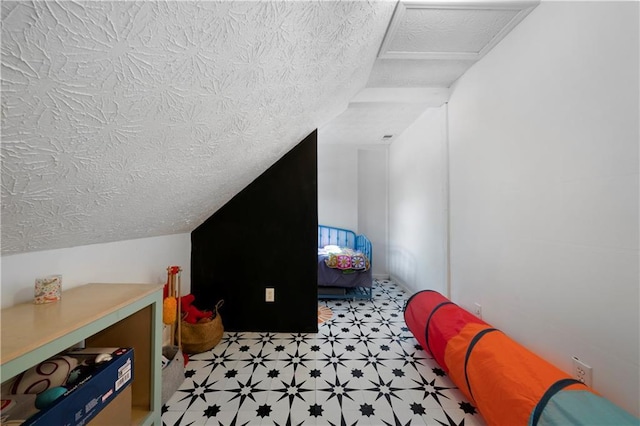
404 290 638 426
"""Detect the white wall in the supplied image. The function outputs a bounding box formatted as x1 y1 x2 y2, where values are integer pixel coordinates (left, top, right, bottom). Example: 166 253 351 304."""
317 144 358 231
318 143 390 276
447 1 639 416
358 147 389 276
1 233 192 308
388 107 448 294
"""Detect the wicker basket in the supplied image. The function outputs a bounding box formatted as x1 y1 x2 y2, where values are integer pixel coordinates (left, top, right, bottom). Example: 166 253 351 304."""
179 301 224 354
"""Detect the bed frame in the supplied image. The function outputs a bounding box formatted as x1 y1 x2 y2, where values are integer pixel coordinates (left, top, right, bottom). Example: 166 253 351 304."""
317 225 373 300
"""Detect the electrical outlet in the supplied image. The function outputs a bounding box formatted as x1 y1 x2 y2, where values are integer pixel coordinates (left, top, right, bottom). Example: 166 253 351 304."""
265 288 275 302
572 356 593 387
473 303 482 318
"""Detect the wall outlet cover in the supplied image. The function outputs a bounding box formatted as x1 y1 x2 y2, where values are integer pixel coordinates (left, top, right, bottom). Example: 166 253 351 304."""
572 356 593 387
265 288 275 302
473 303 482 318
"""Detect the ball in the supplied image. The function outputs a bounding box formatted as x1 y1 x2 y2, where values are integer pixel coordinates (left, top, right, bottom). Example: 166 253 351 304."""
35 386 67 409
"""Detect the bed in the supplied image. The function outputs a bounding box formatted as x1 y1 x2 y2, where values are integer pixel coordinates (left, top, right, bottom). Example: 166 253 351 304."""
317 225 373 300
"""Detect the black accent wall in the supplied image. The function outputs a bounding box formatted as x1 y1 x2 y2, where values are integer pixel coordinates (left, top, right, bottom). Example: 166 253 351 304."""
191 130 318 333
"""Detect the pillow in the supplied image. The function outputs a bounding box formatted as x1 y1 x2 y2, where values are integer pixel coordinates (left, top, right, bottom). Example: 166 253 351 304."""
323 245 342 254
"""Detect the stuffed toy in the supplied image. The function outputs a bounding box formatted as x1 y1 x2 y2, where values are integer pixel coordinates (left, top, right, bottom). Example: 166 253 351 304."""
180 294 212 324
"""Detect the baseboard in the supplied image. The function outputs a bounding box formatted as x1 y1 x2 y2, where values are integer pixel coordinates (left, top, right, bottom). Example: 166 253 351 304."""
373 273 390 280
389 274 413 294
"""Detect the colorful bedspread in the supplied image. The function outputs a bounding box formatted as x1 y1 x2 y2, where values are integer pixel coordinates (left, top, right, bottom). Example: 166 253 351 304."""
319 245 370 273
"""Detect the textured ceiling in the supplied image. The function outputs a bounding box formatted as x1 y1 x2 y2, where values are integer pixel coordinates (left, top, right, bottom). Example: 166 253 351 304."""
1 0 538 256
385 7 519 56
366 58 474 88
367 0 538 88
1 1 395 255
320 88 450 145
321 0 538 146
320 102 433 146
378 1 538 61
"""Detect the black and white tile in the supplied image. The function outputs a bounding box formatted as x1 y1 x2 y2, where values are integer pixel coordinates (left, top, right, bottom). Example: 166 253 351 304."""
162 280 487 426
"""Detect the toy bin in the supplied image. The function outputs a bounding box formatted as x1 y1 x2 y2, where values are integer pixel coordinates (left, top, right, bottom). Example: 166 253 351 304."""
161 346 185 406
18 348 134 426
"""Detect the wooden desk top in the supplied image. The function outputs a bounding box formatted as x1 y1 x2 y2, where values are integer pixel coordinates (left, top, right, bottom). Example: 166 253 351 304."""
1 283 162 366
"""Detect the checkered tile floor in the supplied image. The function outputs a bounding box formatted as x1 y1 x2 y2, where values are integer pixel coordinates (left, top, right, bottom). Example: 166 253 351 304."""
162 279 487 425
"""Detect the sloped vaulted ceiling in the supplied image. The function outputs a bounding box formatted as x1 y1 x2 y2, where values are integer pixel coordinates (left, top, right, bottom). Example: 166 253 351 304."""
1 1 396 255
